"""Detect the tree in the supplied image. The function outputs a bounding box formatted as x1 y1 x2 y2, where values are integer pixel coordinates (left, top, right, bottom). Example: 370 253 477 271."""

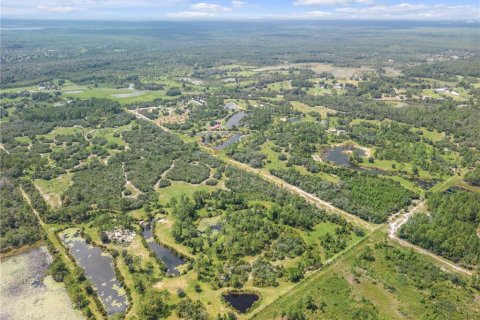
139 289 169 320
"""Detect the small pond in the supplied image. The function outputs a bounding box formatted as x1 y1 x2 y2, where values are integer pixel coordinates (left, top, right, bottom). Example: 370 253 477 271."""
224 292 260 313
416 178 438 190
324 145 367 168
324 145 389 175
211 222 222 231
142 221 186 276
215 133 244 150
60 229 128 315
226 111 247 129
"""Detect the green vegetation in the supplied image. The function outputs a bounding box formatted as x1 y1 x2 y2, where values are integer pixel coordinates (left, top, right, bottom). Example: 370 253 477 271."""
399 191 480 268
0 179 41 250
270 167 415 223
1 20 479 320
254 231 480 320
465 166 480 186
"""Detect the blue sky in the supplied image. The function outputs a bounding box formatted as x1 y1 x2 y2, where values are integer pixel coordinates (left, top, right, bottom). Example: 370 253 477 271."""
2 0 479 21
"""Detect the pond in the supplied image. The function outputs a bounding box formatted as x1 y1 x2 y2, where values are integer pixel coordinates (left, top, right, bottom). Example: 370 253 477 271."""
224 292 260 313
324 145 367 168
226 111 247 129
416 178 438 190
215 133 244 150
111 91 145 98
60 229 128 315
211 222 222 232
142 221 186 276
0 247 84 320
324 145 389 175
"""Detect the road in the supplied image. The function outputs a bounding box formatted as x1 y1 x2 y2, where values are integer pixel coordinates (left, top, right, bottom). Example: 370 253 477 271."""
388 200 425 238
129 107 376 231
128 108 474 277
387 200 473 276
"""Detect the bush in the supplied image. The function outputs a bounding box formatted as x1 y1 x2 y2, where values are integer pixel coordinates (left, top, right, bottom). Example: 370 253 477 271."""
205 178 218 186
158 179 171 188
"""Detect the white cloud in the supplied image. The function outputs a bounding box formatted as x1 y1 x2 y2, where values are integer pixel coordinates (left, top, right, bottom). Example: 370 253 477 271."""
335 3 479 19
307 10 332 17
231 0 246 8
191 2 230 12
166 11 216 18
294 0 373 5
37 3 76 13
267 10 332 19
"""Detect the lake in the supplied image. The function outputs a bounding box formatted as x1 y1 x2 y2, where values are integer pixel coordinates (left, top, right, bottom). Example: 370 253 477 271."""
142 221 186 276
60 229 129 315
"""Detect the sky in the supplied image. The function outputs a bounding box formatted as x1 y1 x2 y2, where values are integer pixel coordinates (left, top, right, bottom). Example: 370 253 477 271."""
1 0 479 21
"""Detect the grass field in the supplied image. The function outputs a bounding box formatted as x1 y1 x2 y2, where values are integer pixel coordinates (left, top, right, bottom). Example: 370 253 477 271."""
290 101 337 118
157 181 220 206
34 173 73 209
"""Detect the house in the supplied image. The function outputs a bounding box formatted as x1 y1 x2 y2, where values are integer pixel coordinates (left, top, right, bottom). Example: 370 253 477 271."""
209 123 223 130
434 87 449 93
105 229 136 243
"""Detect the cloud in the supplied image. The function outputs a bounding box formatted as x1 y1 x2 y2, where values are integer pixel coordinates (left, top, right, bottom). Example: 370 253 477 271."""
166 11 216 18
267 10 332 19
335 3 479 19
294 0 373 5
37 2 76 13
231 0 246 8
191 2 230 12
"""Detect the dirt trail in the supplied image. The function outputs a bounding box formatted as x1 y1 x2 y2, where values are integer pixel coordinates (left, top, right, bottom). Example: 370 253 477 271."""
388 200 425 237
121 162 142 198
20 188 46 227
0 144 10 154
228 158 376 231
388 200 472 276
129 108 474 276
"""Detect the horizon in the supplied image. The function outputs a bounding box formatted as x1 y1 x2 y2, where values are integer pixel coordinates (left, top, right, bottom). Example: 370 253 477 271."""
2 0 479 21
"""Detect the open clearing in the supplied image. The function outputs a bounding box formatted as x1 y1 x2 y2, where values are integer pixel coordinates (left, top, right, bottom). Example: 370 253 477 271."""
0 247 84 320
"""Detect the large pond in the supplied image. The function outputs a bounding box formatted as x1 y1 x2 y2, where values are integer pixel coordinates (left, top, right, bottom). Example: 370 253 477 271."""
142 221 186 276
0 247 84 320
226 111 247 129
224 292 260 313
215 133 244 150
60 229 128 315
